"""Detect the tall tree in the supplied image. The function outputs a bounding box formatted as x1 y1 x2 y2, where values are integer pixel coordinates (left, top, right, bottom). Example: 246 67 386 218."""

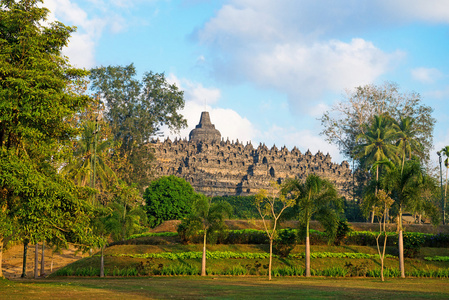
0 0 98 276
89 65 187 190
355 114 400 222
254 182 295 280
380 160 426 278
178 195 232 276
321 82 435 163
63 112 117 205
440 146 449 224
393 116 423 173
283 174 341 277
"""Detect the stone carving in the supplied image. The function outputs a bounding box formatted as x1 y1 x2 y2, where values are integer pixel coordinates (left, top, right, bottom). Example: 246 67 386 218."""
151 111 352 197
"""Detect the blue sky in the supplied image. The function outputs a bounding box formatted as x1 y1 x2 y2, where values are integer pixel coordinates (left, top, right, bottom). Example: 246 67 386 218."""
45 0 449 164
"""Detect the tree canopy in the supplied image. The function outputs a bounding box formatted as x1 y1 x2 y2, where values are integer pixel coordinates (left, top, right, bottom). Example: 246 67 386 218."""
0 0 99 276
143 175 199 227
89 64 187 190
320 82 434 163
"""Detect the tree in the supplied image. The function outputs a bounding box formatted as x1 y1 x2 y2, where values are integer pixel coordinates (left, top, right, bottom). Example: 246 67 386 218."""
178 195 232 276
283 174 341 277
254 182 295 280
320 82 435 163
106 182 147 242
370 190 395 282
143 176 198 227
355 114 400 222
440 146 449 224
89 65 187 190
62 111 117 205
0 0 98 277
393 116 423 173
380 160 430 278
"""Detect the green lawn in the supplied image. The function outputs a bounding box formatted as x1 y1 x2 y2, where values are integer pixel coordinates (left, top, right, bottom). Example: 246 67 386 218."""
2 277 449 299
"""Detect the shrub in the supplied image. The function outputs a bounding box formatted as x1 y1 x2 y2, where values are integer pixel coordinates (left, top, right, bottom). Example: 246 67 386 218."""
273 228 297 257
333 219 352 246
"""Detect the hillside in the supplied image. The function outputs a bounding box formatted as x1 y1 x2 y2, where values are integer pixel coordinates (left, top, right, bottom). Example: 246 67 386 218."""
3 220 449 279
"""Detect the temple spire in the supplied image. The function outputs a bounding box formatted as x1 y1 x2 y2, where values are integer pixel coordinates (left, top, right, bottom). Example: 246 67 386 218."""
189 111 221 143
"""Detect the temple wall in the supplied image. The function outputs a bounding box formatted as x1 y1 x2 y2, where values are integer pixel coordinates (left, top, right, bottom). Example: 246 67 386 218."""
150 137 352 197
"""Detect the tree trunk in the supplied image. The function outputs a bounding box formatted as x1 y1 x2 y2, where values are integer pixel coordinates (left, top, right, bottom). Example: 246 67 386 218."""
305 221 311 277
34 244 39 279
40 241 45 277
0 235 3 278
398 230 405 278
100 246 104 277
398 206 405 278
445 166 448 225
201 231 207 276
371 165 379 223
268 239 273 280
21 240 29 278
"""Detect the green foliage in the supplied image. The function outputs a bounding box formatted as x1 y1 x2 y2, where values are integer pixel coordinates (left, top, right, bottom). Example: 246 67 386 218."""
320 82 435 164
0 0 99 265
89 64 187 190
127 232 178 240
105 182 147 242
211 195 261 219
177 196 232 244
355 114 401 170
333 219 352 246
284 174 342 239
159 264 199 276
144 176 199 227
115 251 271 260
424 256 449 262
62 114 117 204
273 228 297 257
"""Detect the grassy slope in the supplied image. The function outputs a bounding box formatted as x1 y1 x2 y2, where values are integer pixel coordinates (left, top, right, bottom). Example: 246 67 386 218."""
52 220 449 276
59 242 449 276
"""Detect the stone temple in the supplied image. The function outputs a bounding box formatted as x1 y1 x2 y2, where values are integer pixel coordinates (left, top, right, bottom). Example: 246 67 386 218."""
151 111 352 197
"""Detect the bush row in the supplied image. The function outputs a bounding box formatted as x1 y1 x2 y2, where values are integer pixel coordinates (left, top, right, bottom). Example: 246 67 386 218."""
54 264 449 278
109 250 398 260
176 228 449 248
424 256 449 262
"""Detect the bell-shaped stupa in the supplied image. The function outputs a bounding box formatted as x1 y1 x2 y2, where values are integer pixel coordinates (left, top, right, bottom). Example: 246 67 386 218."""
189 111 221 143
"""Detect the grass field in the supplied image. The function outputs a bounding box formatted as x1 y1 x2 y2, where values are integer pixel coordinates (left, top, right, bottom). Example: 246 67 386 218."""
2 276 449 299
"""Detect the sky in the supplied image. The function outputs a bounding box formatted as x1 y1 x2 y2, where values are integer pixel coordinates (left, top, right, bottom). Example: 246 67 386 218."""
43 0 449 165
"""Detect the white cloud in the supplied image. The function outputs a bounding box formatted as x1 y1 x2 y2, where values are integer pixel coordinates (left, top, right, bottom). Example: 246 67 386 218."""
167 74 221 106
43 0 107 68
383 0 449 23
163 76 258 144
411 67 443 84
196 1 404 113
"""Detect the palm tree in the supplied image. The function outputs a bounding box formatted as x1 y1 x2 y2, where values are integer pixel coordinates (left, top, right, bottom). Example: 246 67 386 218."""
179 195 232 276
283 174 341 277
356 114 400 222
393 116 423 173
63 120 116 203
440 146 449 224
381 159 424 278
106 182 146 242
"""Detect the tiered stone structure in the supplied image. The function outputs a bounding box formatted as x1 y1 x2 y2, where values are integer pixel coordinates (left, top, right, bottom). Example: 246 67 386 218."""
151 112 352 197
